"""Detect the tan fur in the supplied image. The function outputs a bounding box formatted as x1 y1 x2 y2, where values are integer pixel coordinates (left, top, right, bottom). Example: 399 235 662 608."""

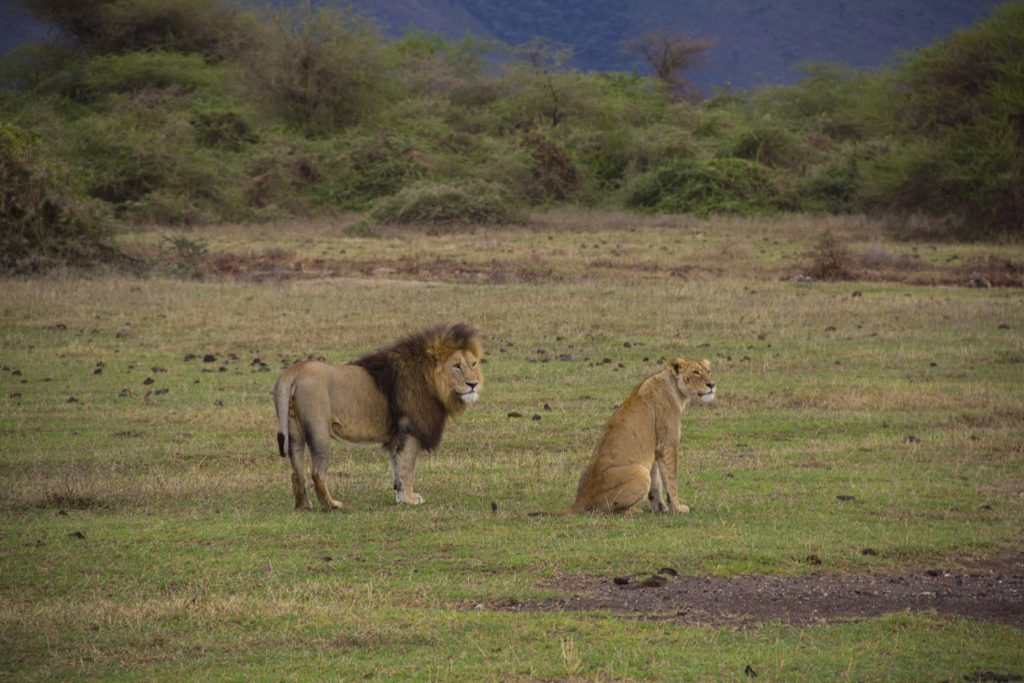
273 324 483 510
565 358 714 514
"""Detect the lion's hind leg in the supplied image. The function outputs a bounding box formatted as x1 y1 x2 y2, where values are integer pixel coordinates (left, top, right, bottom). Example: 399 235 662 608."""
574 463 651 513
287 421 313 510
306 425 344 511
648 461 669 513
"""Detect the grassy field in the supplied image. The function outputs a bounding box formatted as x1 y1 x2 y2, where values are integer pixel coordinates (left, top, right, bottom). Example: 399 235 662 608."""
1 213 1023 680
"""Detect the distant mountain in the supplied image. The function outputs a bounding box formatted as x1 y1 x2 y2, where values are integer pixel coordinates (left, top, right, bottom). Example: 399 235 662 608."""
1 0 1004 91
342 0 1003 91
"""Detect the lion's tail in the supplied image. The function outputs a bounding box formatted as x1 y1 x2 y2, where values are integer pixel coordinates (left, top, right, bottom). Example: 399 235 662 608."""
273 373 296 458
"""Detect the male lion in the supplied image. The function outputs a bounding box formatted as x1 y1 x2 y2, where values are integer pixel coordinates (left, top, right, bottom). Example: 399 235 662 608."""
273 323 483 510
541 358 714 515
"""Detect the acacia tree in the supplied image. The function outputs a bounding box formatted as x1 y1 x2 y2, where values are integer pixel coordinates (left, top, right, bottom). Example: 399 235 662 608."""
624 33 717 102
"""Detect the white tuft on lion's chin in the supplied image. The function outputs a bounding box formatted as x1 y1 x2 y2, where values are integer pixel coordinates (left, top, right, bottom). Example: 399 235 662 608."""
698 391 715 404
460 391 479 404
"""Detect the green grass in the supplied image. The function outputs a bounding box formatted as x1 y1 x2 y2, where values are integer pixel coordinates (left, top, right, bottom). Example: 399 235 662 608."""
1 214 1023 680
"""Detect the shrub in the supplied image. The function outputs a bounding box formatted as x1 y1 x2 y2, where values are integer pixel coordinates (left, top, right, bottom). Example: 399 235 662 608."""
519 129 580 203
369 180 523 226
237 6 393 135
16 0 247 57
0 123 110 272
731 123 804 169
623 157 782 215
870 2 1024 236
805 231 853 280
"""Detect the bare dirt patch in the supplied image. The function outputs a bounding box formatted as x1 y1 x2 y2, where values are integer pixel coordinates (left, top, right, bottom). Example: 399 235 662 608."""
500 556 1024 627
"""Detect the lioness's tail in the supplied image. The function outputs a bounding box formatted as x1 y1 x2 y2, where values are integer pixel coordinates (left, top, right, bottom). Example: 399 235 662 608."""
527 509 573 517
273 372 296 458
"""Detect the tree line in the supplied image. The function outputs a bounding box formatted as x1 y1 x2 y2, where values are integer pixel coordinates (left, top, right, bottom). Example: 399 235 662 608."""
1 0 1021 271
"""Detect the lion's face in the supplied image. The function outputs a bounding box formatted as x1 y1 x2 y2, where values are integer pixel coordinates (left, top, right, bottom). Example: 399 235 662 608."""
438 349 483 406
671 358 715 404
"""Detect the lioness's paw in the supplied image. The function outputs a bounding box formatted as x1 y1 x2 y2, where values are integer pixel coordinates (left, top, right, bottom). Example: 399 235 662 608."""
396 491 425 505
672 503 690 514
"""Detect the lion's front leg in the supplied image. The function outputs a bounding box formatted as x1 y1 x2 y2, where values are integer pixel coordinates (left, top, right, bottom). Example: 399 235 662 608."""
654 446 689 514
389 435 424 505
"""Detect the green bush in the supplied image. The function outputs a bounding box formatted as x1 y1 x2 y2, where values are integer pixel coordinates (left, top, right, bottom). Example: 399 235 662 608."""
730 123 804 169
0 123 110 272
624 157 782 215
237 7 393 135
870 2 1024 235
369 180 523 226
15 0 248 56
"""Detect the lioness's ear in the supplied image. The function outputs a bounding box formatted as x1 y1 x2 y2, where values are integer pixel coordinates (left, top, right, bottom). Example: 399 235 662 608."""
671 359 684 374
699 359 711 371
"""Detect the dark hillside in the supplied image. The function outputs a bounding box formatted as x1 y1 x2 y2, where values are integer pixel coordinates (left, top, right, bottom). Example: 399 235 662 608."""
1 0 1002 90
341 0 999 90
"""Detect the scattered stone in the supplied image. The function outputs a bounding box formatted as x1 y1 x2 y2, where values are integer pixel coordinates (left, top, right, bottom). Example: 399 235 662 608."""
531 414 541 421
836 495 855 502
825 325 837 332
118 388 132 398
93 367 102 375
9 393 20 399
203 354 216 363
658 567 679 577
861 548 878 556
322 556 332 562
543 403 552 411
558 354 575 361
507 412 522 418
998 324 1010 330
904 435 921 444
68 531 85 540
613 577 630 586
153 388 169 396
151 366 166 373
491 501 498 514
143 377 154 385
66 396 79 403
851 291 863 297
745 664 759 678
806 554 822 566
11 369 22 376
184 353 197 361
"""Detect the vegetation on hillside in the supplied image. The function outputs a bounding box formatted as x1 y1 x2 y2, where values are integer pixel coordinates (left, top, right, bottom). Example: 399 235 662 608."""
1 0 1021 270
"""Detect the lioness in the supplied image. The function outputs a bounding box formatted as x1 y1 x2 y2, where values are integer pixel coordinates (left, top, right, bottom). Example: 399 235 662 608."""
568 358 714 514
273 323 483 510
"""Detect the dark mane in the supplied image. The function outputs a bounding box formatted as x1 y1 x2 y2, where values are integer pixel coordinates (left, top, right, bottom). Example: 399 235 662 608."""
351 323 479 451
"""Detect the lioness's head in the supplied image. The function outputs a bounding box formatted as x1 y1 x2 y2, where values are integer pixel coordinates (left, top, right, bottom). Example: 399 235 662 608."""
426 324 484 412
670 358 715 404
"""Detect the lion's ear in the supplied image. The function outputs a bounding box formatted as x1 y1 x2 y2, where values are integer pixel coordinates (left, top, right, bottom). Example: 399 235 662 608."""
699 359 711 371
671 359 684 374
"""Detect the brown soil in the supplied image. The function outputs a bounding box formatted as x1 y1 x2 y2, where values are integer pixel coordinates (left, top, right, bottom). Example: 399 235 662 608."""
500 556 1024 627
